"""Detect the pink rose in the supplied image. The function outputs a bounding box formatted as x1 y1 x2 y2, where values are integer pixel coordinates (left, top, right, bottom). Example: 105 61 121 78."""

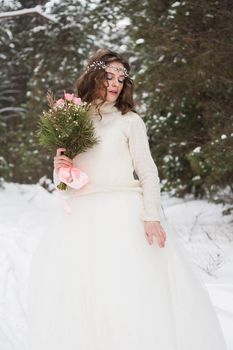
64 93 74 101
54 98 65 107
73 97 82 105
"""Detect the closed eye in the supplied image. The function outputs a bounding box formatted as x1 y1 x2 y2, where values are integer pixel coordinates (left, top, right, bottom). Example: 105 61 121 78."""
106 73 125 84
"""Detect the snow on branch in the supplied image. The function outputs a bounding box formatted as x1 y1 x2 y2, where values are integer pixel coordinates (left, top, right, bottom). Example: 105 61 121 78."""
0 107 26 118
0 5 56 22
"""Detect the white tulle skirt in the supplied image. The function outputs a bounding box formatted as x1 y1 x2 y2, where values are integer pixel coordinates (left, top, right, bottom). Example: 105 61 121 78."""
27 190 226 350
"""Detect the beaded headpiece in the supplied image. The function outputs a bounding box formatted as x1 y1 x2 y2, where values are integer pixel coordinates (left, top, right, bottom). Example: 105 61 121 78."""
86 60 129 77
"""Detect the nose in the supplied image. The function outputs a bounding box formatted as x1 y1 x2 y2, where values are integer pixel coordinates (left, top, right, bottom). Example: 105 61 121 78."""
111 77 120 87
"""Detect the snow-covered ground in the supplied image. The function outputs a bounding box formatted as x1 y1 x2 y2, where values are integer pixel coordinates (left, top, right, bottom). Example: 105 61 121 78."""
0 182 233 350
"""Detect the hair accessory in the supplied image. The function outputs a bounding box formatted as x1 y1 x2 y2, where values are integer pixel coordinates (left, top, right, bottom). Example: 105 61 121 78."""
86 60 129 77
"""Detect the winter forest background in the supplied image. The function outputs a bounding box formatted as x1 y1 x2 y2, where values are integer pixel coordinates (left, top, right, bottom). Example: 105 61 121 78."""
0 1 233 349
1 0 232 210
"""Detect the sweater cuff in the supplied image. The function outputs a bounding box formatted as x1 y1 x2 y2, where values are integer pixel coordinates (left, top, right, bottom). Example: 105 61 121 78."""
140 208 160 222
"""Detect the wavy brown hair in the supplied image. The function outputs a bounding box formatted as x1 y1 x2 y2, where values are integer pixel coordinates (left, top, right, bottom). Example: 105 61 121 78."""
75 48 136 117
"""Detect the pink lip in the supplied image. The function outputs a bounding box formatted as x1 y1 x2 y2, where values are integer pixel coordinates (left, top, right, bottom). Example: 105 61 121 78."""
109 91 118 94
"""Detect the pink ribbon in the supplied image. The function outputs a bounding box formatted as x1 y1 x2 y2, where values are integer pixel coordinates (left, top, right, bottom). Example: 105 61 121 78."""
57 166 89 189
58 194 72 214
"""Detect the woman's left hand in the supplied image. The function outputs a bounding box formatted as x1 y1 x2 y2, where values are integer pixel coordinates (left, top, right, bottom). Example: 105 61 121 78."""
144 221 167 248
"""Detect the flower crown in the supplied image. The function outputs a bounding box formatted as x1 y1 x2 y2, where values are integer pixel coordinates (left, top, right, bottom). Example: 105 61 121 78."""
86 60 129 77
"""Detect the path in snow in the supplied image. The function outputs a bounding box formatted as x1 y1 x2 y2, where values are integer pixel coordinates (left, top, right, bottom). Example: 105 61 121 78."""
0 183 232 350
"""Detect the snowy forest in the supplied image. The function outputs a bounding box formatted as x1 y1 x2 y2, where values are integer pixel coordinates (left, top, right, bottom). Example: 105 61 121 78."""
1 1 233 349
1 0 232 209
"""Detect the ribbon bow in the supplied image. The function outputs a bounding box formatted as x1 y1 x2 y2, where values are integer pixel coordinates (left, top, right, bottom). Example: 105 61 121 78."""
58 166 89 189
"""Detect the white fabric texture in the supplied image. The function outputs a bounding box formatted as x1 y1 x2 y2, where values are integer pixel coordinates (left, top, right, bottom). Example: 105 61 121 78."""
27 100 227 350
53 100 161 221
27 191 227 350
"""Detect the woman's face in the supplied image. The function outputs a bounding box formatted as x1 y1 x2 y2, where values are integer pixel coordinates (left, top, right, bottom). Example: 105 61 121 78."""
102 61 126 102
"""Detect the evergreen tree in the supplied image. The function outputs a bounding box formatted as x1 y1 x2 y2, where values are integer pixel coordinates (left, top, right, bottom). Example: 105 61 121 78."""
1 0 232 213
0 0 98 183
119 0 233 210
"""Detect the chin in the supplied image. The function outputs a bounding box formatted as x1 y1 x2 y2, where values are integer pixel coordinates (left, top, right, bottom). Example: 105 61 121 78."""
106 95 118 103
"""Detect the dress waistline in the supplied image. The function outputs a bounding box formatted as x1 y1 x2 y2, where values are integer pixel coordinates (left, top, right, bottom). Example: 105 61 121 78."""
57 182 143 199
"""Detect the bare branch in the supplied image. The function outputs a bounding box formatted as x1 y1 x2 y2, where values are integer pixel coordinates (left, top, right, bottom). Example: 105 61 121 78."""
0 107 26 118
0 5 56 22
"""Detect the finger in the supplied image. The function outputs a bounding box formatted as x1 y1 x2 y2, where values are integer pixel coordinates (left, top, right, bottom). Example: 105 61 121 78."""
157 230 166 248
158 228 166 240
54 157 72 164
158 229 165 244
161 228 167 241
145 231 153 245
159 224 167 236
54 155 72 162
54 161 73 168
144 230 149 243
54 158 73 165
54 156 73 163
161 227 167 239
153 229 164 248
56 148 66 156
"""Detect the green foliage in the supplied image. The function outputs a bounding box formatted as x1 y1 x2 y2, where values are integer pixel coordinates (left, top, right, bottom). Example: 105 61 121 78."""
37 97 100 159
116 0 233 211
37 93 100 190
0 0 99 184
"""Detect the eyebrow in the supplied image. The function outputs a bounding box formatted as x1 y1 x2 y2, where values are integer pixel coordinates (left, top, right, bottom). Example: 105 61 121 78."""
106 71 125 78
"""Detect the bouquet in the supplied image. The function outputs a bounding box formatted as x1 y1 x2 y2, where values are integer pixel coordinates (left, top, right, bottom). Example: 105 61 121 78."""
37 90 100 190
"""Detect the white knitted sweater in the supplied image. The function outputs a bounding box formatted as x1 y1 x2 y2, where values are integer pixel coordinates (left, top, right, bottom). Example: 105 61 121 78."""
53 100 161 221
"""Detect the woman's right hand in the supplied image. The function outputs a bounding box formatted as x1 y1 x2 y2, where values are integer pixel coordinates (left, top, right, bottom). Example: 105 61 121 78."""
53 148 73 174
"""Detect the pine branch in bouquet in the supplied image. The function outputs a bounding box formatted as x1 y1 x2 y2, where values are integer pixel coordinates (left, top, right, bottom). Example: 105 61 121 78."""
37 90 100 190
46 89 55 107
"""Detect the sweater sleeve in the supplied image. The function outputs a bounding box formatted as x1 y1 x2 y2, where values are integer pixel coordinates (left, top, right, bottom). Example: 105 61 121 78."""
53 168 60 188
128 114 161 222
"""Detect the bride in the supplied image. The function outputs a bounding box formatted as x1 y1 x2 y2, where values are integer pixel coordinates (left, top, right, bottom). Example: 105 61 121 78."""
27 48 227 350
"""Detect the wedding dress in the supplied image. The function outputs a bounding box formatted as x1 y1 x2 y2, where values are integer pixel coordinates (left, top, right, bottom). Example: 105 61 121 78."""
27 100 227 350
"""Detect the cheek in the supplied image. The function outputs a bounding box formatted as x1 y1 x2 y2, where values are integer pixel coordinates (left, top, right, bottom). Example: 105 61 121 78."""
99 82 108 96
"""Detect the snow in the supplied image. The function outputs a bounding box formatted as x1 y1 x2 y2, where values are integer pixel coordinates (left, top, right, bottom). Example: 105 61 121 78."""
192 175 201 181
158 54 165 62
136 38 145 45
0 107 25 114
44 0 61 13
0 0 21 8
193 146 201 153
0 6 56 22
0 182 232 349
168 9 177 15
171 1 181 7
116 18 130 28
31 25 46 33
